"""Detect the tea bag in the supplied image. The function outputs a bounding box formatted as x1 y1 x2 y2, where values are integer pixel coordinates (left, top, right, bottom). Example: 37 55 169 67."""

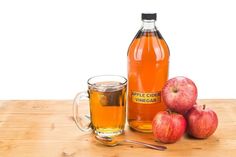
100 87 122 106
93 81 123 107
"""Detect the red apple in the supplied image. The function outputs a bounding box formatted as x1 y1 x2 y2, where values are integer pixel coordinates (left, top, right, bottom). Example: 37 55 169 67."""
162 76 198 114
186 104 218 139
152 111 187 144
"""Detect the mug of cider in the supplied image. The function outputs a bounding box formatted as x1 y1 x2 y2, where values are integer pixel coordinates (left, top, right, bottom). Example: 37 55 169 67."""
73 75 127 137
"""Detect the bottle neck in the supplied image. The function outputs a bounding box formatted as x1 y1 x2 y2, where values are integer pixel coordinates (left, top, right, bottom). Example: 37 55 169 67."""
142 20 156 31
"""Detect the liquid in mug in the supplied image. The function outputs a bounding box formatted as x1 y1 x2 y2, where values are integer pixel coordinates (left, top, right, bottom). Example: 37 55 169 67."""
89 81 126 136
127 13 170 132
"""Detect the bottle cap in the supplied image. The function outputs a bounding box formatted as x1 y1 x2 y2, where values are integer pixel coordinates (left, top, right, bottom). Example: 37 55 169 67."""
141 13 157 20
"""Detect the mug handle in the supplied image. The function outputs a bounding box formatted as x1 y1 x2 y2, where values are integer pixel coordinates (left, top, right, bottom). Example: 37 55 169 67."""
73 91 92 132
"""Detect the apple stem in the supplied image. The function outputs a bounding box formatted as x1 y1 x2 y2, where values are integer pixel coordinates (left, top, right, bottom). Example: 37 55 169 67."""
167 109 172 114
203 104 206 110
172 87 178 93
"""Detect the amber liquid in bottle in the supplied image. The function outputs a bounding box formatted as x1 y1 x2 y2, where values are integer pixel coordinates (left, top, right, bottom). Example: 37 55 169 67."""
127 13 169 132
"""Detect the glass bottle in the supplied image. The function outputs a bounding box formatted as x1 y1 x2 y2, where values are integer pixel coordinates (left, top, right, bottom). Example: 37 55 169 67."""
127 13 170 133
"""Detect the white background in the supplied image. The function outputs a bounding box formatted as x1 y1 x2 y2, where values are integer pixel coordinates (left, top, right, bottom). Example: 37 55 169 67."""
0 0 235 99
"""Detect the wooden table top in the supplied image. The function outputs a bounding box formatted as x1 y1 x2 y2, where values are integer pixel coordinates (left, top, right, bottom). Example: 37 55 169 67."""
0 100 236 157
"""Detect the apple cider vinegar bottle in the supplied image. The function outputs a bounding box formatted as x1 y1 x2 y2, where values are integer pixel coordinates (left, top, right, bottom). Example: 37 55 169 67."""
127 13 170 132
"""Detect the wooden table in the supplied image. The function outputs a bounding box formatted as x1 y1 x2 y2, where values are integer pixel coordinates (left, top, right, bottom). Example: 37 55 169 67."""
0 100 236 157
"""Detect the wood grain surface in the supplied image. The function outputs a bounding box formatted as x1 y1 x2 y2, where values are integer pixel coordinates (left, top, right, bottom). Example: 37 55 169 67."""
0 100 236 157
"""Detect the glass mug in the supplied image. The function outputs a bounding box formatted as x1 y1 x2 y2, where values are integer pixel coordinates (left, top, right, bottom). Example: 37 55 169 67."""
73 75 127 137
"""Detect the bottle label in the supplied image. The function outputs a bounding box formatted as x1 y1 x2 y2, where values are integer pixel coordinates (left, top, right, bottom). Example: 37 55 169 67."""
131 91 161 104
